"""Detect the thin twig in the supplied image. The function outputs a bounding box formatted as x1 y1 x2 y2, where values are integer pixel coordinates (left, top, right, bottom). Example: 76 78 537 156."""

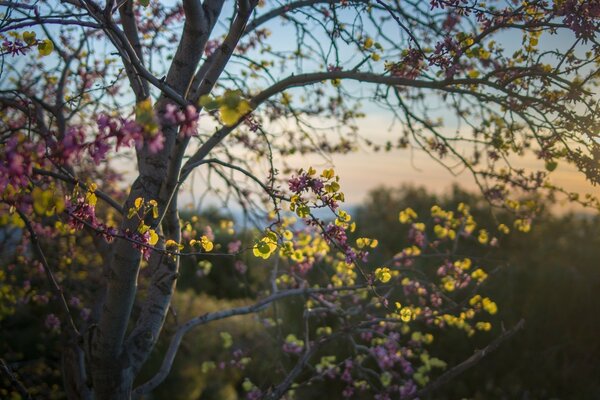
16 210 81 338
0 359 32 400
410 319 526 399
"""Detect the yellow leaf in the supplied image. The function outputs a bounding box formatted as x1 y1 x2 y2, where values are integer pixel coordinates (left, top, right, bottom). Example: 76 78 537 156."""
220 105 239 126
23 31 36 45
321 168 335 179
38 39 54 56
220 99 252 126
165 239 179 248
468 70 480 79
374 267 392 283
399 307 412 322
238 100 251 114
134 197 144 209
201 235 214 252
136 98 159 135
86 192 97 207
32 187 46 215
148 229 159 245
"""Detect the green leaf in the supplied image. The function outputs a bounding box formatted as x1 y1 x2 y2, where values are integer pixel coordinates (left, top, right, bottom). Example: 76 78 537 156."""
545 160 558 172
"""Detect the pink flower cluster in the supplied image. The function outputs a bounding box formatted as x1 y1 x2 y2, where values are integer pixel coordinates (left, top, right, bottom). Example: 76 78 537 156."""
2 38 30 56
163 104 199 137
97 113 165 157
66 196 97 230
557 0 600 41
0 134 43 192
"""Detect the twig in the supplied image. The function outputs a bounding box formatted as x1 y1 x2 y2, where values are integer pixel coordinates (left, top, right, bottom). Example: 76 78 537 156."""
0 359 32 400
32 167 124 215
16 210 81 338
264 340 320 400
409 319 526 399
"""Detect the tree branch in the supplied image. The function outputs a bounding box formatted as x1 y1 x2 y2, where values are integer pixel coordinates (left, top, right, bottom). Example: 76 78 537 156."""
132 285 365 397
118 0 149 100
409 319 526 399
32 168 124 215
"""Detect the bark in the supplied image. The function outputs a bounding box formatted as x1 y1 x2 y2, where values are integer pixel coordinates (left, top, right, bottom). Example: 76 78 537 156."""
85 1 259 396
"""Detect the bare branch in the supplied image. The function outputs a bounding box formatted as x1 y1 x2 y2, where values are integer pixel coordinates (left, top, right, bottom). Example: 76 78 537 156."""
189 0 259 101
118 0 149 100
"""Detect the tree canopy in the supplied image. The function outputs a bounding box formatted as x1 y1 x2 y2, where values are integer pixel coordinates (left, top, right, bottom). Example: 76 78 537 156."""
0 0 599 399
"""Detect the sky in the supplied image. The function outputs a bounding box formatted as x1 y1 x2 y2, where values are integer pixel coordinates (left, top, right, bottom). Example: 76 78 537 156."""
176 106 600 216
279 114 600 210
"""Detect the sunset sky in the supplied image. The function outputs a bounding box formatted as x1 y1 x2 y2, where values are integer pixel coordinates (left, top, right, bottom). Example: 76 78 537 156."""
175 107 600 215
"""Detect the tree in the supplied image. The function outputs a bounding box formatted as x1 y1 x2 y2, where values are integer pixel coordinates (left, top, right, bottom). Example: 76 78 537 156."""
0 0 598 399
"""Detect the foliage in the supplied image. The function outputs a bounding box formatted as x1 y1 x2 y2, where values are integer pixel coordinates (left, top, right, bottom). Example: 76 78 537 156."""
354 185 600 399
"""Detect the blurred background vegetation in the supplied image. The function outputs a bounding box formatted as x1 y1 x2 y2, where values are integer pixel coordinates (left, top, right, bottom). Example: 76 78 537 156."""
2 185 600 399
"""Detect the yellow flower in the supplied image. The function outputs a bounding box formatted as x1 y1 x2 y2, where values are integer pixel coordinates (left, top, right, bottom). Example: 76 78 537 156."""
457 202 470 214
143 199 159 218
464 216 477 234
338 210 351 222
